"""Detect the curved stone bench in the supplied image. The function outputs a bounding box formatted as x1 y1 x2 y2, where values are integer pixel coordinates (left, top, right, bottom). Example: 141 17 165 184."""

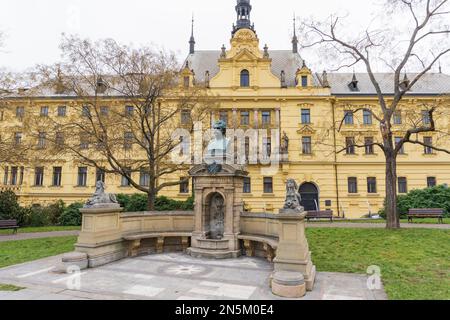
123 232 193 257
238 234 279 262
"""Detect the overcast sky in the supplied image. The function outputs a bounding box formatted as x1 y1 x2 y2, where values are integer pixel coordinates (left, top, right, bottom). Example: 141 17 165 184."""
0 0 447 72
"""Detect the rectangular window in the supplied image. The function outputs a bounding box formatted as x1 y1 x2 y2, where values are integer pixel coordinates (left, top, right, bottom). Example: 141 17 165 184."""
121 168 131 187
40 106 49 117
365 137 374 155
424 137 433 154
301 109 311 124
398 177 408 194
16 106 25 118
8 167 17 185
125 105 134 117
263 137 272 157
82 106 91 117
181 110 191 124
346 137 355 155
244 137 250 161
179 178 189 194
139 169 150 187
55 132 64 147
261 111 271 126
348 177 358 194
301 76 308 87
344 110 354 125
19 167 24 185
96 168 106 183
363 109 373 125
38 132 46 149
52 167 62 186
422 110 431 125
240 112 250 126
124 132 133 150
10 167 18 185
427 177 437 188
367 177 377 194
302 136 312 154
183 76 190 88
77 167 88 187
243 177 251 193
80 134 89 150
395 137 405 154
14 132 22 145
263 177 273 194
394 111 402 125
219 111 228 124
100 106 109 117
34 167 44 186
57 106 67 117
3 167 8 185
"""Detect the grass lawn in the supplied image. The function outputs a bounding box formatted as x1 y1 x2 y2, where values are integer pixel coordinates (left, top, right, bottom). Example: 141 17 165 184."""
307 228 450 300
0 229 448 300
0 283 24 291
0 236 77 269
309 218 450 224
0 226 80 235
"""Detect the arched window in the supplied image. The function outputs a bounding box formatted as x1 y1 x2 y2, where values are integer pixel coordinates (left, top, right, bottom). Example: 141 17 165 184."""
240 69 250 87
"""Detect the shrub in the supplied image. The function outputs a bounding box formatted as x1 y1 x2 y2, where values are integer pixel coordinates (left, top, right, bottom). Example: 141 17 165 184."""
25 205 51 227
117 194 194 212
379 185 450 218
0 191 22 222
46 200 66 225
59 203 84 226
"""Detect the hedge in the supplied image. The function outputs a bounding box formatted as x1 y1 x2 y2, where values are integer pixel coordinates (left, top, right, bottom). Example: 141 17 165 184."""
379 185 450 218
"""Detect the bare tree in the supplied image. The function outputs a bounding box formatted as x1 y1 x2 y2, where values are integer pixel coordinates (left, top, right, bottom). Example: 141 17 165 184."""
34 35 218 210
299 0 450 229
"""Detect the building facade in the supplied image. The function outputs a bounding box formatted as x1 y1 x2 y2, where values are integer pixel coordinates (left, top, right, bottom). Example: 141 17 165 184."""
1 0 450 218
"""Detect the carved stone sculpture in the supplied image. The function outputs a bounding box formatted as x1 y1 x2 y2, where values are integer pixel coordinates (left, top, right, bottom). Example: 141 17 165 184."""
84 181 120 208
281 179 304 213
281 132 289 154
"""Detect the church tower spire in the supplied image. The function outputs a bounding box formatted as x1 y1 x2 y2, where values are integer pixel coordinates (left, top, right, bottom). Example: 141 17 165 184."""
232 0 255 35
292 14 299 54
189 14 195 54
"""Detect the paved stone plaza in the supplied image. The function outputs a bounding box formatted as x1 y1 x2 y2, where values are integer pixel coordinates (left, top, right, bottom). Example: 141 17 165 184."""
0 253 387 300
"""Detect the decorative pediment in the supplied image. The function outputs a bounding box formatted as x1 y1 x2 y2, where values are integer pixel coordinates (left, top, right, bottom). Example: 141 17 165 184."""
189 163 248 177
297 125 316 135
233 49 259 63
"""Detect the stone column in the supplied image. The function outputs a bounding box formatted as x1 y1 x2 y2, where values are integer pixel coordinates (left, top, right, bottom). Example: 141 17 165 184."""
273 211 316 292
233 108 238 129
254 109 259 129
275 108 281 129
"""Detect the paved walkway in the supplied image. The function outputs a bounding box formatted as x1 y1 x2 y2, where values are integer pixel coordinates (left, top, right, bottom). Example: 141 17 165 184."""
0 231 80 242
0 253 387 300
307 222 450 230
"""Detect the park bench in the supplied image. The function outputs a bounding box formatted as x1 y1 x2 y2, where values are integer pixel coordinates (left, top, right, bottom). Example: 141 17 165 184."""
407 209 445 224
306 210 334 222
0 220 19 234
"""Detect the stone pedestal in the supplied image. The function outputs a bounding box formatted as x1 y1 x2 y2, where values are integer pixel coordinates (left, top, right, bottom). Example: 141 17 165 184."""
187 163 248 259
272 271 306 298
75 205 126 268
60 252 89 272
272 210 316 292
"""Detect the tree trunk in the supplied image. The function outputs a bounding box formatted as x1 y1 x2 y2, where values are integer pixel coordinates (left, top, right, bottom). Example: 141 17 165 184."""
147 191 156 211
385 153 400 229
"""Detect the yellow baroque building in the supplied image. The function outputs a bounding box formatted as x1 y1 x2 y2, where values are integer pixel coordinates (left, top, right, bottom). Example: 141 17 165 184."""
1 0 450 218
